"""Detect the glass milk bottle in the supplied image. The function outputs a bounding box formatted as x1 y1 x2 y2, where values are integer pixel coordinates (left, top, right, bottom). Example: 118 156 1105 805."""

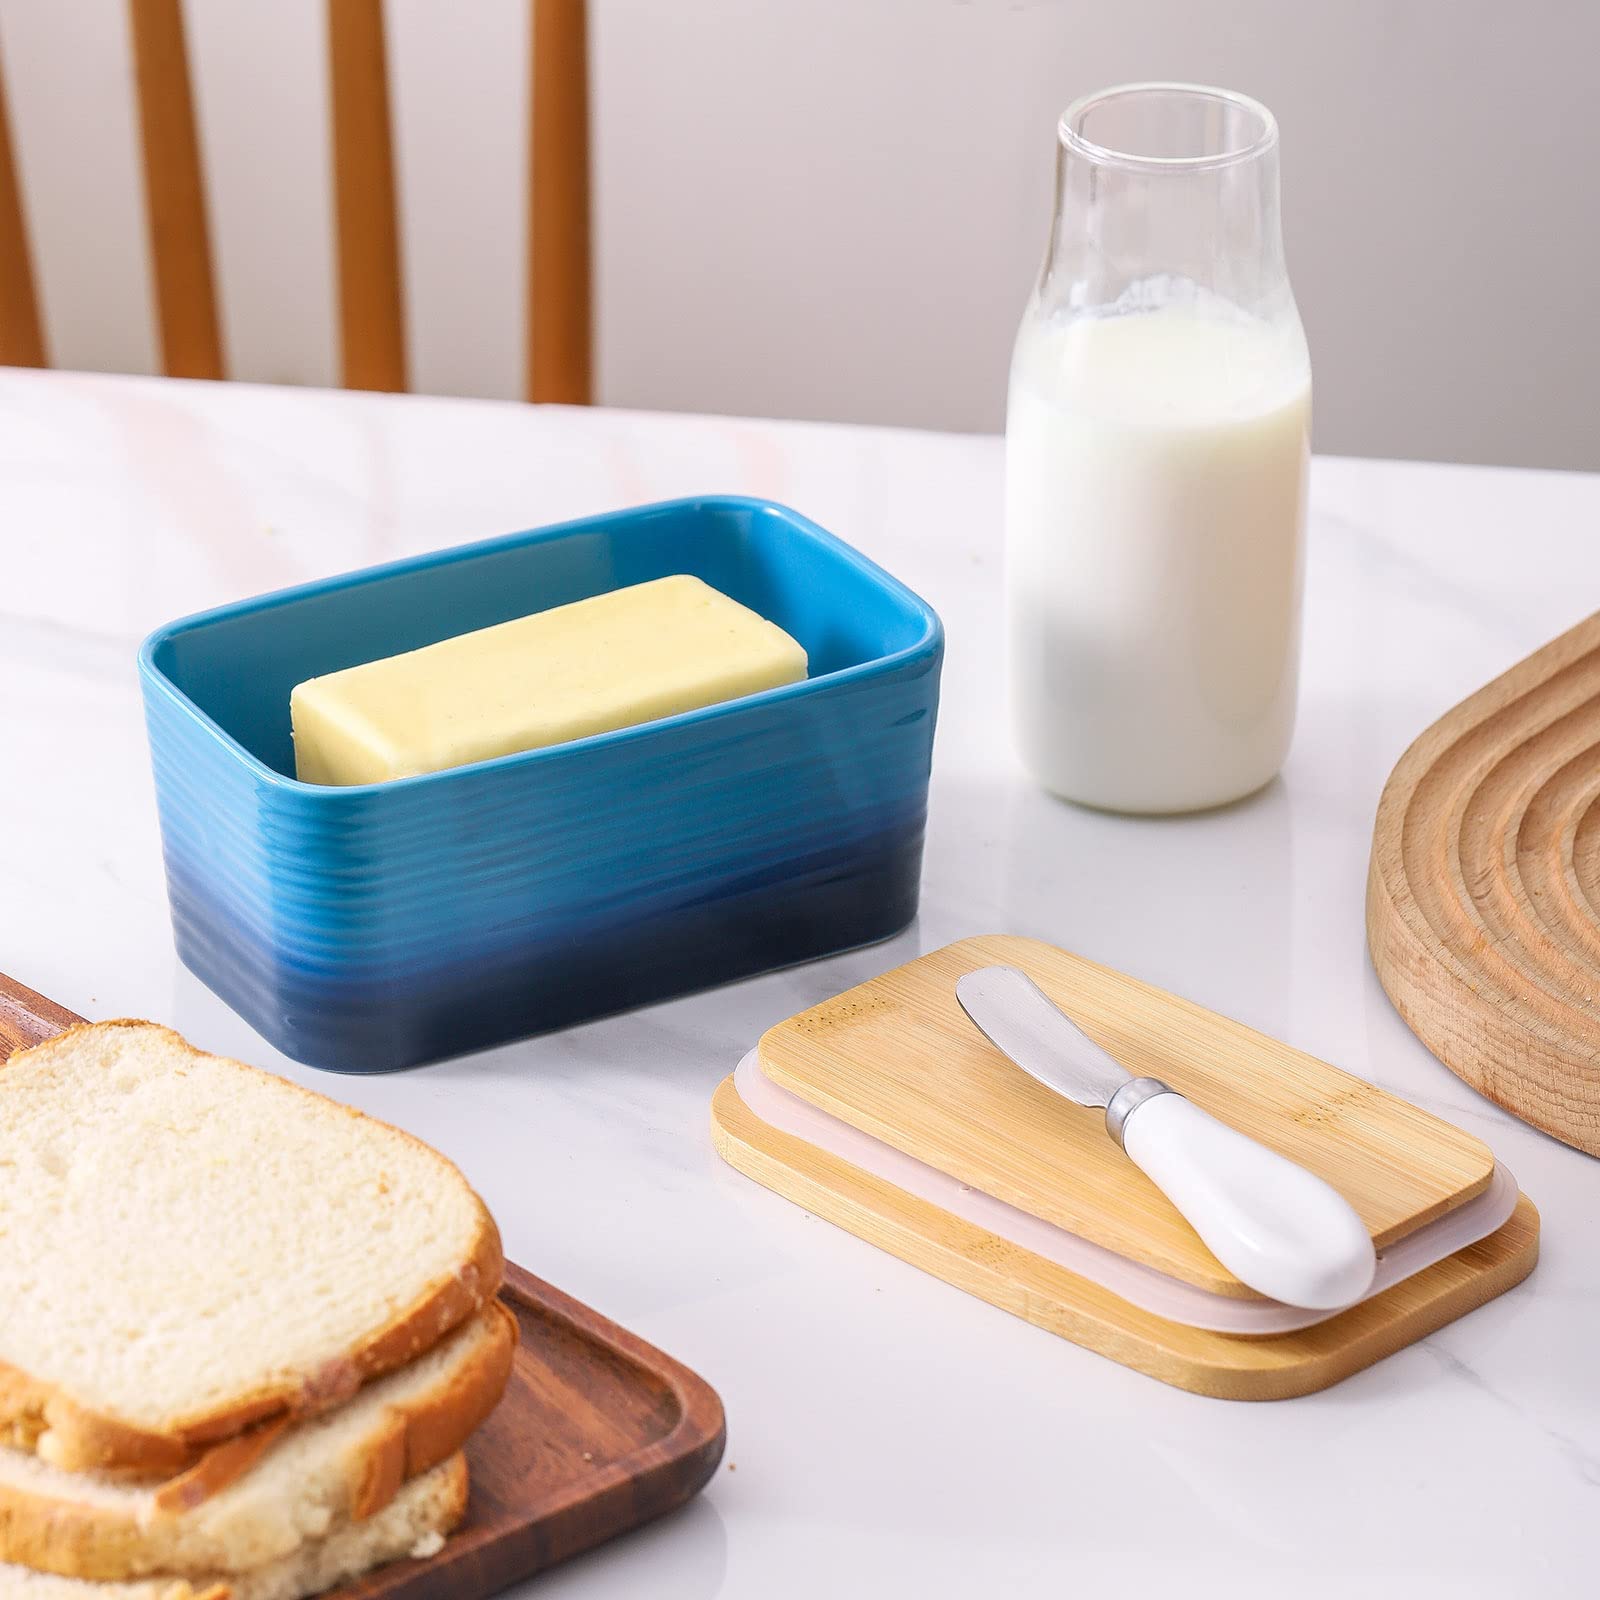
1006 83 1310 813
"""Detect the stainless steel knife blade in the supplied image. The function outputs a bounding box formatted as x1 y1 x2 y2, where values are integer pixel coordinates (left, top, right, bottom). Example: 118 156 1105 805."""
953 962 1379 1309
955 965 1130 1109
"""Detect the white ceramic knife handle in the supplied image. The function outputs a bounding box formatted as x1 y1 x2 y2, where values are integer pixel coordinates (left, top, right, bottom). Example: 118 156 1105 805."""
1119 1092 1377 1310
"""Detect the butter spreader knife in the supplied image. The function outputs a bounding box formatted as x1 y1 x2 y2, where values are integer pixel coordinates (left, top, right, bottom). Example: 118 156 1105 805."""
955 965 1377 1310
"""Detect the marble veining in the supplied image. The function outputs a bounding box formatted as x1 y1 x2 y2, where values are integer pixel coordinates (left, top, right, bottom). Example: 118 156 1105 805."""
1 370 1598 1597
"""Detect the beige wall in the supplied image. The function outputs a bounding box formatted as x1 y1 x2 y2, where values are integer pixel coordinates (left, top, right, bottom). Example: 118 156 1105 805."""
3 1 1595 468
594 0 1600 468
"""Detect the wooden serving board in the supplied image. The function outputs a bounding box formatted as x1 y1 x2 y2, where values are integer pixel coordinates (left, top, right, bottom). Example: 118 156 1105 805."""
0 976 727 1598
1369 611 1600 1157
716 936 1537 1399
758 936 1496 1299
343 1264 725 1600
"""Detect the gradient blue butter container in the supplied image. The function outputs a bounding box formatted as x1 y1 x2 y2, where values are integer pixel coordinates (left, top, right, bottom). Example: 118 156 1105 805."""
137 497 943 1072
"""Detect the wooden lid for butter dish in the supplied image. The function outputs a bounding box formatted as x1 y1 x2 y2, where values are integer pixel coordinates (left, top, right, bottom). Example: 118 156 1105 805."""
756 936 1496 1300
712 936 1538 1399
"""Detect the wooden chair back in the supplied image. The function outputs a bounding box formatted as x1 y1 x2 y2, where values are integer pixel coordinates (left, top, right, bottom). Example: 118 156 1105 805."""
0 0 589 402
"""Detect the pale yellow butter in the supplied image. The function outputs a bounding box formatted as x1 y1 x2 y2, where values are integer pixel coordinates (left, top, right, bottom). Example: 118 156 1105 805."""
290 574 808 785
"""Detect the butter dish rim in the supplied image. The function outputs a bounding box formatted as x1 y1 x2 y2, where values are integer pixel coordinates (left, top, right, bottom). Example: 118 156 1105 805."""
137 494 944 799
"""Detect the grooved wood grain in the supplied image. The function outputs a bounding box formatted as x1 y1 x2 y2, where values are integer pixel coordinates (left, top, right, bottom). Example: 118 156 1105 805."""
1369 609 1600 1157
0 975 726 1593
129 0 224 379
328 0 407 393
712 1076 1538 1401
758 936 1496 1299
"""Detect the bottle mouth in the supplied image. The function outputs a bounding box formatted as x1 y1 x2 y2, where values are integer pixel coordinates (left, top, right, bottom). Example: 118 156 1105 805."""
1059 83 1278 173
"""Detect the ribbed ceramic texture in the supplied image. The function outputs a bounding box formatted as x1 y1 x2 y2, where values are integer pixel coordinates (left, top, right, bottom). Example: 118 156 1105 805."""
139 498 943 1072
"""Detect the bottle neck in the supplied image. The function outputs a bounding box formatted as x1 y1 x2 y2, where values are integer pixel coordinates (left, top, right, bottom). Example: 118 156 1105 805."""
1037 85 1294 328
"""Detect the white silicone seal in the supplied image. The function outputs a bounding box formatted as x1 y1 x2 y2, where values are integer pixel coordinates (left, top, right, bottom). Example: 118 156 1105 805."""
732 1050 1518 1335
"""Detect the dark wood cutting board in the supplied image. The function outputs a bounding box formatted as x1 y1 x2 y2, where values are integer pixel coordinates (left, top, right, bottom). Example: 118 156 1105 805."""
0 974 727 1598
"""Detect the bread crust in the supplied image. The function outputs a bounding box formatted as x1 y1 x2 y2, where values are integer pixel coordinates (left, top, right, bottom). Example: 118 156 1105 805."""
0 1021 505 1479
0 1454 470 1600
152 1425 292 1517
348 1301 515 1523
0 1306 511 1580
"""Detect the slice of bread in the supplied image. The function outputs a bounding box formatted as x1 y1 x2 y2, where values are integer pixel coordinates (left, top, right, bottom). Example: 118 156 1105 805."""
0 1453 469 1600
0 1303 513 1579
0 1023 503 1477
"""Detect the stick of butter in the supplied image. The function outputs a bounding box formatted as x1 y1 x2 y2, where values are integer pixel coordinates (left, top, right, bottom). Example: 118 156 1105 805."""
290 574 808 785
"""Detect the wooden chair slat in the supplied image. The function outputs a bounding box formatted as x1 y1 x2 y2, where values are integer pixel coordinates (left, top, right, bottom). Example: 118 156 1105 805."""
528 0 590 404
0 34 48 368
328 0 407 393
129 0 224 380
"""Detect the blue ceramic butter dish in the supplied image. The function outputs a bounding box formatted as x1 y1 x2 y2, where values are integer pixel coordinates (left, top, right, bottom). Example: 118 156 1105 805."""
138 497 943 1072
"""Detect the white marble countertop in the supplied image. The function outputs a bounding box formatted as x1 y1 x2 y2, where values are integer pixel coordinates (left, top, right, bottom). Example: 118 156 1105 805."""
3 369 1597 1598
